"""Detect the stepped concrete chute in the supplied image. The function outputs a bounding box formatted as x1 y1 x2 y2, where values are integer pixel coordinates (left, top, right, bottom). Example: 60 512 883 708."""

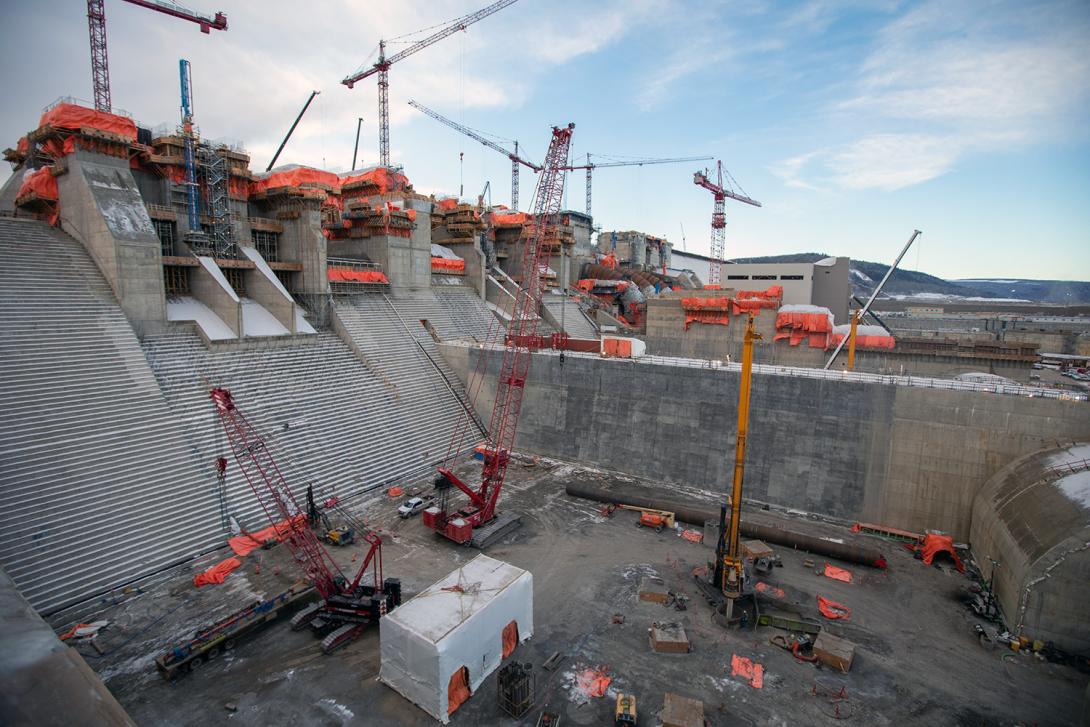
970 443 1090 654
54 150 166 337
440 343 1090 540
0 219 217 615
542 295 598 339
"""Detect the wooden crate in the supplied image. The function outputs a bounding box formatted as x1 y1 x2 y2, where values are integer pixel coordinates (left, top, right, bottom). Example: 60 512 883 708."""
814 631 855 673
638 577 668 604
649 622 691 654
662 692 704 727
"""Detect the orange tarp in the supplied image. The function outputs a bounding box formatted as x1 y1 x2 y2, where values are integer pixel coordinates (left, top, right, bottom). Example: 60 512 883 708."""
755 581 785 599
823 563 853 583
435 198 459 211
16 167 58 202
602 338 634 357
817 595 851 620
737 285 783 301
251 166 340 195
492 211 530 227
327 267 390 284
680 297 730 311
730 298 771 315
447 667 471 716
193 557 243 587
775 310 833 334
914 533 965 572
574 667 612 698
39 103 137 141
501 620 518 659
731 654 764 688
431 257 466 271
341 167 410 195
227 514 306 557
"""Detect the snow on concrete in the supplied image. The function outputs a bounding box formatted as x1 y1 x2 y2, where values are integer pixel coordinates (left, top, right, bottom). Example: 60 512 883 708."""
197 256 240 302
295 308 317 335
832 324 890 337
1056 471 1090 509
241 298 290 337
238 245 291 298
166 296 235 340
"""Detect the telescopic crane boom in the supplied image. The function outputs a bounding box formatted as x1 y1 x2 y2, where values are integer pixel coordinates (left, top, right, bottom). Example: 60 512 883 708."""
693 160 761 287
425 122 576 546
408 99 541 210
209 387 400 653
341 0 520 167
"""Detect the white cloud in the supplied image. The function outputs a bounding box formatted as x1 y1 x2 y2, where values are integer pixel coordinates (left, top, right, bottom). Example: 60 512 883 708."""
778 0 1090 192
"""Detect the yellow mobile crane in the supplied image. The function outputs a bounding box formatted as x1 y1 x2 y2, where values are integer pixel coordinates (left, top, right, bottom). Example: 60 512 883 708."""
697 314 761 622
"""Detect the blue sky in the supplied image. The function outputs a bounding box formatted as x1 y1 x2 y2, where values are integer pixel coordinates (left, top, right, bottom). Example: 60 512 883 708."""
1 0 1088 280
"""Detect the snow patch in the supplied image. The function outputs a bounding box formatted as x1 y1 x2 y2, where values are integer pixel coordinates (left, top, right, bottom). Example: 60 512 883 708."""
317 699 355 723
241 298 290 337
167 296 235 340
1056 471 1090 509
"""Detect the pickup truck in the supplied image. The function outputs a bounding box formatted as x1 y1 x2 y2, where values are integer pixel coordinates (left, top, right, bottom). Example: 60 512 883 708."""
398 496 434 518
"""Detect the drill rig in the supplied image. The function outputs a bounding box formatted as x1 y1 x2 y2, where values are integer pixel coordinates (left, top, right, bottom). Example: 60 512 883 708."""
423 123 576 547
696 315 762 621
210 387 400 653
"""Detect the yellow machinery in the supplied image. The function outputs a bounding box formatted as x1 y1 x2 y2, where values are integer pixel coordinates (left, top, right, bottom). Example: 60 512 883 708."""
614 693 637 725
846 308 859 371
716 314 761 603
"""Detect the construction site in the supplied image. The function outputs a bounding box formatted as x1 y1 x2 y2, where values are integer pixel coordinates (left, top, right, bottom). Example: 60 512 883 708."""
2 2 1090 726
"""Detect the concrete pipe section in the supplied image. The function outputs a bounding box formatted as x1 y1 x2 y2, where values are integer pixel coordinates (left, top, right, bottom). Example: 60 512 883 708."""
565 482 886 568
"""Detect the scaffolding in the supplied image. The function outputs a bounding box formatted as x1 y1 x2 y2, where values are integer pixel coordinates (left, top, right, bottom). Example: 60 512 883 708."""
199 146 234 257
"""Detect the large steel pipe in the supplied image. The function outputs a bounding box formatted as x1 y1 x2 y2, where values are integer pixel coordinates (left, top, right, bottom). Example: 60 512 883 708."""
565 482 886 568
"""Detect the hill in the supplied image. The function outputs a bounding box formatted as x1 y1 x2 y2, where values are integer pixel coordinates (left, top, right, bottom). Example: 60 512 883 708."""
727 253 1090 304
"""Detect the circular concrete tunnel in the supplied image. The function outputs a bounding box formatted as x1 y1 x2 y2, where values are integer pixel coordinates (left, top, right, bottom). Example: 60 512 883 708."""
970 442 1090 654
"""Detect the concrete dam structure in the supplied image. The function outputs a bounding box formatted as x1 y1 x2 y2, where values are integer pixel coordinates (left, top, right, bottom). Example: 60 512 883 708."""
441 342 1090 541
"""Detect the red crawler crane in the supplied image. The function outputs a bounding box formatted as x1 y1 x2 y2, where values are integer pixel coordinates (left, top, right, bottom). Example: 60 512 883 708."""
693 160 761 288
424 123 576 546
210 387 400 654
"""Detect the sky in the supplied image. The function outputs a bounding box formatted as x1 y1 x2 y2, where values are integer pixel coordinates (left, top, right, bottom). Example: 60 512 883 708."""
1 0 1088 281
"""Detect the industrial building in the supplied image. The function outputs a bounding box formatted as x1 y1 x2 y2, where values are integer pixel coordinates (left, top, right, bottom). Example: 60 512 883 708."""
1 3 1089 726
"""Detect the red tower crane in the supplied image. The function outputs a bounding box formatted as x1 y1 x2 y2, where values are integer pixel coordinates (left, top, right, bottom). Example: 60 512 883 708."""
87 0 228 113
424 122 576 546
563 153 712 218
408 99 541 211
341 0 520 168
693 160 761 288
209 387 400 654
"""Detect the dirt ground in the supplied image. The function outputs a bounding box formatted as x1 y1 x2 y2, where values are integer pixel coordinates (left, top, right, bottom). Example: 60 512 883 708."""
72 457 1088 726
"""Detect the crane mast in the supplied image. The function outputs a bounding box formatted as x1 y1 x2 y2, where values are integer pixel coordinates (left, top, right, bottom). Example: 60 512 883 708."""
209 387 399 653
87 0 227 113
178 59 200 236
428 123 575 545
342 0 520 167
693 160 761 287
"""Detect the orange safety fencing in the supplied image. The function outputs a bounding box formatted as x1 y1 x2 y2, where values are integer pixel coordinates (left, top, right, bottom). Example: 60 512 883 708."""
16 167 58 202
39 103 138 141
327 267 390 284
431 257 466 272
193 557 242 587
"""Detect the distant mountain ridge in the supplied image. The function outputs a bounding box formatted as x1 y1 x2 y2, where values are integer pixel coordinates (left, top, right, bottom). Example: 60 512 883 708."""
727 253 1090 304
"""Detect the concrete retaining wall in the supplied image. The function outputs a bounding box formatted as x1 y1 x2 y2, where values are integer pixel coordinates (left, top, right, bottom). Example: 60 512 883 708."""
440 344 1090 540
